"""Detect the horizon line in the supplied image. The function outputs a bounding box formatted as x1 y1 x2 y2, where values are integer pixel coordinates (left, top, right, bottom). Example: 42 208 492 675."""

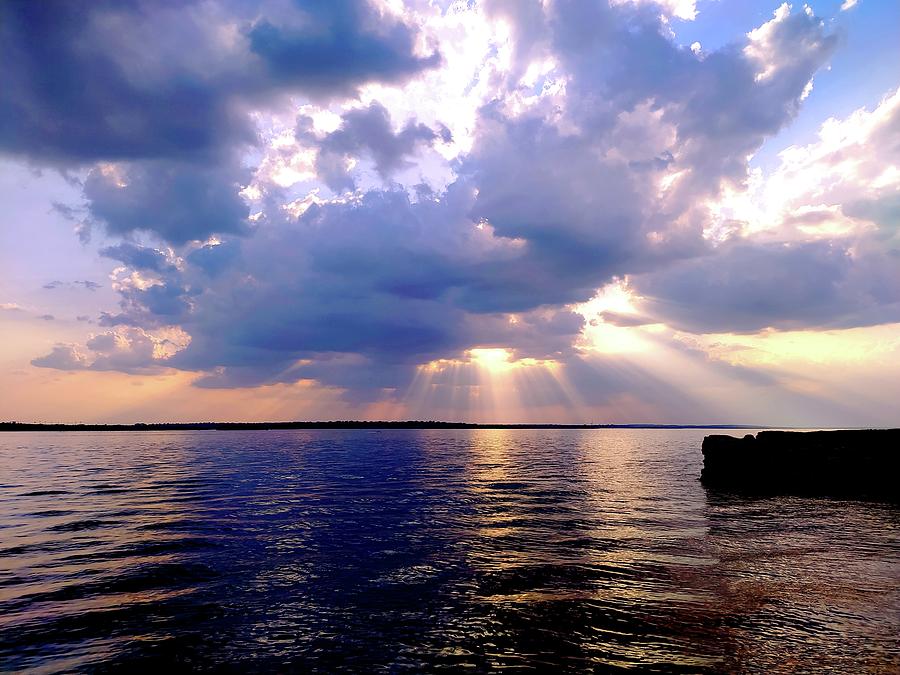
0 420 845 432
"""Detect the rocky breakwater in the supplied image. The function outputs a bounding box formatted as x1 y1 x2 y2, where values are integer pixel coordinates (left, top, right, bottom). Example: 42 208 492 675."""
701 429 899 498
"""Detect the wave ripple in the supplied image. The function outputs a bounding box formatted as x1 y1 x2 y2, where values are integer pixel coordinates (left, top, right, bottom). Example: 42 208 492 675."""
1 429 897 673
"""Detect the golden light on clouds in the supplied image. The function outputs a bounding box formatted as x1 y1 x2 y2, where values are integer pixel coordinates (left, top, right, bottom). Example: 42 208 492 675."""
403 347 574 423
467 348 559 373
574 280 660 354
468 347 515 372
684 323 900 367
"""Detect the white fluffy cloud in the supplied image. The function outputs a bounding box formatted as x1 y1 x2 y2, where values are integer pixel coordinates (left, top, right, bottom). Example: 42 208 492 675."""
631 86 900 333
750 87 900 241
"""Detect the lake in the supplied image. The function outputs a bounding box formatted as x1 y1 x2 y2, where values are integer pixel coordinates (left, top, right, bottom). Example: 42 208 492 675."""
1 429 897 672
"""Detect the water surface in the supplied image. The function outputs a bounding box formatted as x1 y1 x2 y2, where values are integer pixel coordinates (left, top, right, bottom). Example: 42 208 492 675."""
1 429 897 672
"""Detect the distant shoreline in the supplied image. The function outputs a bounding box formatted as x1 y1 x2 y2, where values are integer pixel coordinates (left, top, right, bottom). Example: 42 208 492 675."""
0 421 772 432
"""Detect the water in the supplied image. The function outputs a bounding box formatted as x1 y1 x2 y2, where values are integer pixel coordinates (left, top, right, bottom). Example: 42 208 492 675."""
0 429 897 673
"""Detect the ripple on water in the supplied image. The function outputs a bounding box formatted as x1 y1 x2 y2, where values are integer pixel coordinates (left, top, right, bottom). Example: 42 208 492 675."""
0 429 897 673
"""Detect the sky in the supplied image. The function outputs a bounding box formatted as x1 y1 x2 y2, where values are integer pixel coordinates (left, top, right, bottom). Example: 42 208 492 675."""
1 0 899 426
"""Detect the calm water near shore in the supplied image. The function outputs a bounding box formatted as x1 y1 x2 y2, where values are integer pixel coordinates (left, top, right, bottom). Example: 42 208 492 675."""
1 429 897 673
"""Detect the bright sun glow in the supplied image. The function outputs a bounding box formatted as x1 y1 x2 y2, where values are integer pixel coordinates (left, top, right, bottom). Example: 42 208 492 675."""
573 280 658 354
402 347 574 423
468 347 515 372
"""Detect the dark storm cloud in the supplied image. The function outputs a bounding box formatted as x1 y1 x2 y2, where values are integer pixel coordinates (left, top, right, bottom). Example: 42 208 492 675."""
248 0 440 98
461 110 655 311
0 1 249 165
85 187 584 396
84 159 251 244
187 241 242 277
0 0 438 165
1 0 438 244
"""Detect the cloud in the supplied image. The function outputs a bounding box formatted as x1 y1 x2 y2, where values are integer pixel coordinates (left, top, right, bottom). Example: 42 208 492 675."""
84 159 251 244
99 279 195 330
632 86 900 335
455 0 837 308
50 202 83 221
597 311 657 328
24 0 898 412
0 1 247 165
100 243 174 273
43 280 101 291
304 102 451 192
70 184 583 396
635 241 900 333
186 241 242 277
0 0 439 245
0 0 437 166
741 87 900 243
247 0 440 99
610 0 698 21
32 327 189 374
31 345 90 371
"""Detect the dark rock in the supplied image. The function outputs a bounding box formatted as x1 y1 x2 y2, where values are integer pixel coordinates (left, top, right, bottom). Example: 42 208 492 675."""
701 429 899 498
